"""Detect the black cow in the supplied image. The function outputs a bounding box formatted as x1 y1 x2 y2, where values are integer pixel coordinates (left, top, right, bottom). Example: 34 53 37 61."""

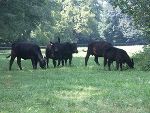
45 37 61 68
85 41 112 66
57 42 78 66
7 42 46 70
45 42 61 68
45 42 78 67
45 42 54 68
104 47 134 71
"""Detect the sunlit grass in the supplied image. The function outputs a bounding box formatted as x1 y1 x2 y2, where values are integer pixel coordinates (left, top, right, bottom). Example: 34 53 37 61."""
0 54 150 113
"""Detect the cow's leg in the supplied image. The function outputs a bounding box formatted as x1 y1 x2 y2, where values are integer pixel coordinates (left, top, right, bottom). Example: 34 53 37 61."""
65 59 67 65
85 52 90 66
61 60 64 66
35 59 38 69
57 60 61 66
46 57 49 68
31 58 37 69
120 63 123 71
17 57 22 70
94 56 100 65
53 60 56 68
116 62 119 70
9 56 16 70
108 59 112 71
69 57 72 66
104 57 107 69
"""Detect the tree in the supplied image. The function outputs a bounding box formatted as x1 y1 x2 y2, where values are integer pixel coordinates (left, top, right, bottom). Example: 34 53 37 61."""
107 0 150 37
98 1 145 44
0 0 46 42
31 0 62 44
51 0 103 42
31 0 103 43
103 9 124 43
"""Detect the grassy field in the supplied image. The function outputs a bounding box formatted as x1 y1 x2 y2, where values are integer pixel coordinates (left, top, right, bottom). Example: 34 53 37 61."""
0 54 150 113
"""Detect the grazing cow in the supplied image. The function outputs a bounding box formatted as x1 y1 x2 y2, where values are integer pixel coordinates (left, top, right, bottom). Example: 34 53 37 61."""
85 41 112 66
104 47 134 71
46 42 78 67
7 42 46 70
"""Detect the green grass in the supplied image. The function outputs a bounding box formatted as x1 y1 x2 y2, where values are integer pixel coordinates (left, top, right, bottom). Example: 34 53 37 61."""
0 54 150 113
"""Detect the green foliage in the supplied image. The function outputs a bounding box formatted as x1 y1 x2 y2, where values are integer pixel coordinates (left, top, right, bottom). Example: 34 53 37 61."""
52 0 102 42
0 0 148 44
102 4 144 43
0 0 103 43
107 0 150 37
0 0 46 42
133 45 150 71
142 61 150 71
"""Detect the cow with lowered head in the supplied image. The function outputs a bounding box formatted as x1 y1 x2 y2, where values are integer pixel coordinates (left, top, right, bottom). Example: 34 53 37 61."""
45 41 78 68
7 42 46 70
85 41 112 66
103 46 134 71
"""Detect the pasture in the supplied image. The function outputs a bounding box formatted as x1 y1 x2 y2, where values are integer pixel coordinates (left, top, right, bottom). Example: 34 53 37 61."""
0 48 150 113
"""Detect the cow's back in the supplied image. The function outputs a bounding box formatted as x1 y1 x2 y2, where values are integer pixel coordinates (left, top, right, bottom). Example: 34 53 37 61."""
11 42 41 59
87 41 112 56
104 47 130 62
104 47 117 60
61 43 73 54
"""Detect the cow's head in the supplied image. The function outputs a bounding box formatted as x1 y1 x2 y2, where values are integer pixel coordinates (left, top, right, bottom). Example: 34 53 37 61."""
39 57 47 69
71 43 78 53
128 58 134 68
48 42 53 48
48 42 54 58
50 42 60 58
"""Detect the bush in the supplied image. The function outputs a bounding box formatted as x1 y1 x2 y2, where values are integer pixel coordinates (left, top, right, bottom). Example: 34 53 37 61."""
133 45 150 71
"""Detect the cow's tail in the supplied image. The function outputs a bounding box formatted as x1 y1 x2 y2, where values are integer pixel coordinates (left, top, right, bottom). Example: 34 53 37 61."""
6 54 11 58
58 37 60 43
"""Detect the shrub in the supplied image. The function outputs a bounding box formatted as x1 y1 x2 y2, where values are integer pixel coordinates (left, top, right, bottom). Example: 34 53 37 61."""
133 45 150 71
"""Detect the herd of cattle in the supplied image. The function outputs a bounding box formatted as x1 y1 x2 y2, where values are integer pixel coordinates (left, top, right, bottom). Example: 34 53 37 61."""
6 39 134 71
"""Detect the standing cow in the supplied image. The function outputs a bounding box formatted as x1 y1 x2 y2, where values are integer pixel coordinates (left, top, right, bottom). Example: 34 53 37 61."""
45 41 62 68
85 41 112 66
45 42 55 68
104 46 134 71
7 42 46 70
57 42 78 66
45 42 78 67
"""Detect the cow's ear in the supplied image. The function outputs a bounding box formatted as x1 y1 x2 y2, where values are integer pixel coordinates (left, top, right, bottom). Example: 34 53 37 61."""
49 41 53 45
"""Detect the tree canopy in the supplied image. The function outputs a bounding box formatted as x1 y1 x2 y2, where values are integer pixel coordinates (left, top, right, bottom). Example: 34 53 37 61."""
0 0 47 42
107 0 150 35
0 0 149 45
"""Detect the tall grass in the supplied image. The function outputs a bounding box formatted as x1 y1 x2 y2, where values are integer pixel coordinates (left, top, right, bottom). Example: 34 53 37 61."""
0 54 150 113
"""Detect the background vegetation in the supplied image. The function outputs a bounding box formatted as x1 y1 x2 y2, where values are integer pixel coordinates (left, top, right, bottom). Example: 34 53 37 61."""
133 45 150 71
0 0 149 45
